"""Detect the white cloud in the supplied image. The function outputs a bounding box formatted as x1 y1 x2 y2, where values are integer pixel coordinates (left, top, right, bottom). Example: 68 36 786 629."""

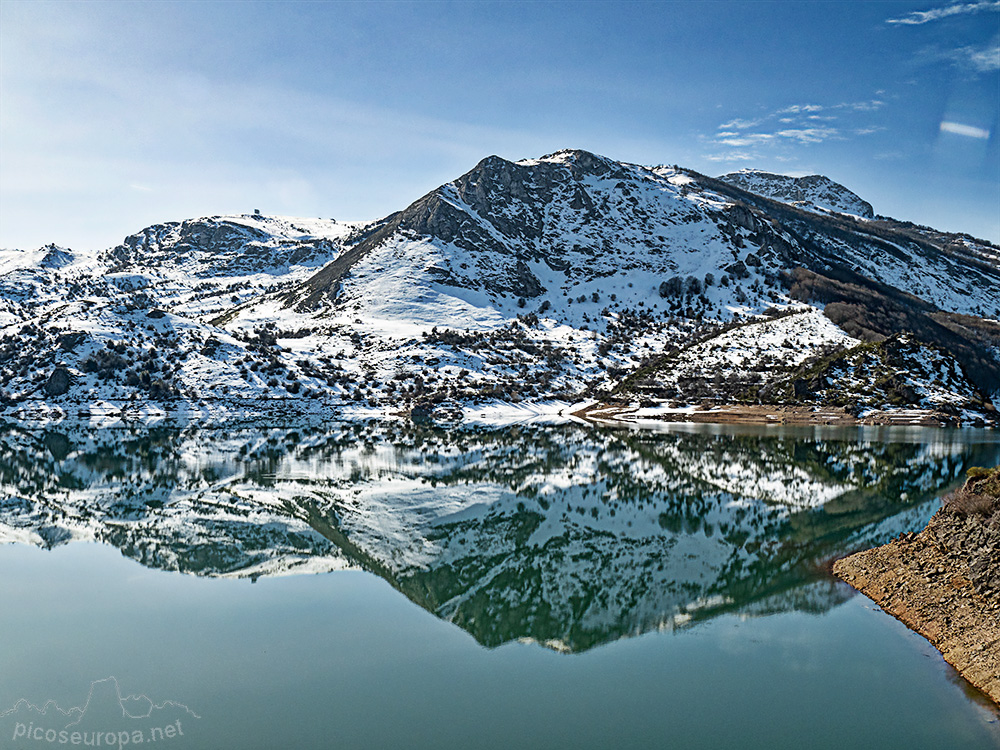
715 99 883 140
705 95 881 162
711 127 839 149
715 134 775 147
916 37 1000 74
886 1 1000 25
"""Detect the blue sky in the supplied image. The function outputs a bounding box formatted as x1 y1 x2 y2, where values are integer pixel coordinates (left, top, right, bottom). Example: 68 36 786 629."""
2 0 998 249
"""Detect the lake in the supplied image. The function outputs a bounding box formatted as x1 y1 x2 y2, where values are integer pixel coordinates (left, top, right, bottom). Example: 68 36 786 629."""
1 419 998 749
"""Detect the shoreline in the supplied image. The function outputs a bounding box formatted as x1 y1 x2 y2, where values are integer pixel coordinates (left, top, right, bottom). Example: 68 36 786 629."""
573 402 992 428
1 397 996 430
834 471 1000 707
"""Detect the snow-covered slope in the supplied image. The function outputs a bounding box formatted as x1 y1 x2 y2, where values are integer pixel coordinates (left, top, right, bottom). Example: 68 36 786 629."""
101 214 362 315
1 150 998 423
276 150 996 320
718 169 874 218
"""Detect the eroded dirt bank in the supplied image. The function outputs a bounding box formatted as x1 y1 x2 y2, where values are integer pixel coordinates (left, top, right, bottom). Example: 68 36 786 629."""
834 467 1000 705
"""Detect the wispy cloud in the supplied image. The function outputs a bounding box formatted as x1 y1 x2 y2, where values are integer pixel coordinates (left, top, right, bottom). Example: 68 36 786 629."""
703 151 758 163
704 97 883 160
886 1 1000 25
773 128 839 144
712 128 840 149
718 117 762 130
888 3 999 77
953 40 1000 71
715 133 775 147
838 100 886 112
777 104 824 114
914 37 1000 74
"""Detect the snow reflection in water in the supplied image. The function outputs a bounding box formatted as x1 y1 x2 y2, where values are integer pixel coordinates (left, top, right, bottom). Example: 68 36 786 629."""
2 420 998 653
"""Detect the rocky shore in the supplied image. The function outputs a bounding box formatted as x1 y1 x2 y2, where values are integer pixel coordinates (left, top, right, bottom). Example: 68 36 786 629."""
834 467 1000 705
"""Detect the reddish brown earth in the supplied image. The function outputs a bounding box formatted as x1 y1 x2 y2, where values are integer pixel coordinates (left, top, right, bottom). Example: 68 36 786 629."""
834 468 1000 706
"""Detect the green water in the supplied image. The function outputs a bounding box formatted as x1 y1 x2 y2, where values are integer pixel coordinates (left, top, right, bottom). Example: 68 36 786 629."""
1 421 998 748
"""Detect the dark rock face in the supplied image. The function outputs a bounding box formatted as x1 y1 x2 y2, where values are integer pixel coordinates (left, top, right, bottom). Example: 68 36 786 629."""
725 260 747 278
728 204 758 232
298 149 667 305
107 220 269 265
44 368 71 396
511 259 543 298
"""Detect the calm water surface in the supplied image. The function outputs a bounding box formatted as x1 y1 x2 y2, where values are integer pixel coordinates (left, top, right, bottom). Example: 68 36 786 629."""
1 420 998 749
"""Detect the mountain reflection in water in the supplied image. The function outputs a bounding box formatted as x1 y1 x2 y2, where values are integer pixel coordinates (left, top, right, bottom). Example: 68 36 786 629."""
2 420 997 653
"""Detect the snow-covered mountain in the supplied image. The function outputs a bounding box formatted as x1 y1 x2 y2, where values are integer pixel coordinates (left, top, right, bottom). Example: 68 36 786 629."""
1 149 998 424
4 421 995 650
717 169 874 218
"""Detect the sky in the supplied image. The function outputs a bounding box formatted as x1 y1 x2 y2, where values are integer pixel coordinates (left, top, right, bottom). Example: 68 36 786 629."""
1 0 998 250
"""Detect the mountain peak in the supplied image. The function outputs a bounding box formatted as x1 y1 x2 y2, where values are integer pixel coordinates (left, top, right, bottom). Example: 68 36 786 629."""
718 168 874 218
518 148 623 175
39 244 75 269
2 148 997 426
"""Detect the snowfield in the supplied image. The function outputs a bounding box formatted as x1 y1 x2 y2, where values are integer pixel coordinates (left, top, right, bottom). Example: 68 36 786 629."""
1 149 997 426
